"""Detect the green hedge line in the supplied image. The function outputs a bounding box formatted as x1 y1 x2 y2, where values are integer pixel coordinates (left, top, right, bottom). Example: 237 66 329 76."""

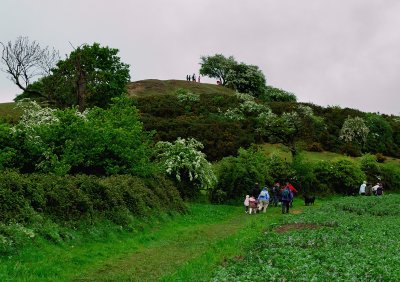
0 171 186 225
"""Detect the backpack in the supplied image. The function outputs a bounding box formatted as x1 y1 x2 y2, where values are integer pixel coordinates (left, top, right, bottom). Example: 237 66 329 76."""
282 188 290 200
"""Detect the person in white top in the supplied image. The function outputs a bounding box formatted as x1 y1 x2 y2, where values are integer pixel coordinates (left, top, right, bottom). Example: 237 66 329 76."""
372 183 380 195
359 181 366 195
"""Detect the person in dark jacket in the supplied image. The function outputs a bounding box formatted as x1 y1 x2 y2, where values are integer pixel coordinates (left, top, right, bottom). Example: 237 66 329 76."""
281 187 293 214
251 183 261 198
271 182 280 207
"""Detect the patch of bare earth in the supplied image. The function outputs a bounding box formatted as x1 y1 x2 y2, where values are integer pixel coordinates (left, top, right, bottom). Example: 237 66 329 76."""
275 223 322 233
290 209 302 215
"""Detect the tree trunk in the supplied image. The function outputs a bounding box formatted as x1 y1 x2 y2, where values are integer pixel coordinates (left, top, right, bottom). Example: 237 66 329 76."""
75 53 86 112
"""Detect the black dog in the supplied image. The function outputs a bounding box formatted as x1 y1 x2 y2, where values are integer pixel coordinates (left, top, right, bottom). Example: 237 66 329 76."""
304 195 315 206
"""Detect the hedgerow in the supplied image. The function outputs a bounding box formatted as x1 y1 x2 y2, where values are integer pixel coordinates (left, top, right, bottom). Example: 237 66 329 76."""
0 171 185 224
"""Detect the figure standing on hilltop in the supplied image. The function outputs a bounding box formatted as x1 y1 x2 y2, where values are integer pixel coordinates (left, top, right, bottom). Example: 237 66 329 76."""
198 75 201 83
192 73 196 82
186 74 190 81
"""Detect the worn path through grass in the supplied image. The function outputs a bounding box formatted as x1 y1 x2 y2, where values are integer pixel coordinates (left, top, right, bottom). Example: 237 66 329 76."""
74 201 306 281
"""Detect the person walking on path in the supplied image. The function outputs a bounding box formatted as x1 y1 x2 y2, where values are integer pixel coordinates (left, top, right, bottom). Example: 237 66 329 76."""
271 182 280 207
282 182 297 207
258 186 270 213
248 196 258 214
281 186 293 214
251 183 261 198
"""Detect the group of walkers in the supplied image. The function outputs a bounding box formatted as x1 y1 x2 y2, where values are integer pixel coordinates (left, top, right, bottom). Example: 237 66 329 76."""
359 181 384 196
244 182 298 215
186 73 200 83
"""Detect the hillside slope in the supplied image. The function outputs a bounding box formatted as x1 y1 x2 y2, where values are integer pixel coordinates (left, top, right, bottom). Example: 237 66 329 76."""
1 79 400 160
127 79 235 97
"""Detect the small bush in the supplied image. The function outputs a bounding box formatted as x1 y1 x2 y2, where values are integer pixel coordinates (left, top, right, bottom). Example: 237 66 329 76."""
375 153 386 163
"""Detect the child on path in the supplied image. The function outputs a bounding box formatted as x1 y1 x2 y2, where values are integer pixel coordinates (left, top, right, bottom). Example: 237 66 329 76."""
244 195 250 213
248 196 258 214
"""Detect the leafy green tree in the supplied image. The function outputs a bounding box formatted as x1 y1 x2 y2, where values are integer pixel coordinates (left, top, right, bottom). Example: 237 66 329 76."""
225 63 266 97
257 105 324 157
262 86 297 102
200 54 267 97
199 54 236 85
364 113 393 154
17 43 130 111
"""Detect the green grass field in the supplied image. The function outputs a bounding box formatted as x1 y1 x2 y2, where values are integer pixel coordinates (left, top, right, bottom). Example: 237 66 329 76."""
0 201 305 281
1 193 399 281
211 195 400 281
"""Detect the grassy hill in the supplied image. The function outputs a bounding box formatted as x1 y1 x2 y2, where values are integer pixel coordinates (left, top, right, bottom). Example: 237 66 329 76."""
0 79 236 121
127 79 235 97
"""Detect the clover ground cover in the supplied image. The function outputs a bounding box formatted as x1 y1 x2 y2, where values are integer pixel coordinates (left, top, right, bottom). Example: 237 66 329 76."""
212 195 400 281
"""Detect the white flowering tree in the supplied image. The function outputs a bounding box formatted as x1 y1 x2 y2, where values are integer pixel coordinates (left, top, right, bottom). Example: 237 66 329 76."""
9 97 155 176
224 92 269 121
339 116 370 145
155 137 217 198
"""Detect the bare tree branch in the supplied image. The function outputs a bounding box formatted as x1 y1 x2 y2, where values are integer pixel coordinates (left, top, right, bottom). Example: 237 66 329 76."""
0 36 60 91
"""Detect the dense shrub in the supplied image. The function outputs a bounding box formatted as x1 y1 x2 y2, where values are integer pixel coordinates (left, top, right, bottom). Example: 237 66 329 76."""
210 146 273 203
5 98 156 176
143 115 254 161
379 164 400 192
313 158 365 195
359 154 381 183
291 154 317 195
0 171 185 224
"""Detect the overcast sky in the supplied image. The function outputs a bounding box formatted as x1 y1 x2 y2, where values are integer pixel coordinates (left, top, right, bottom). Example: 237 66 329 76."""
1 0 399 115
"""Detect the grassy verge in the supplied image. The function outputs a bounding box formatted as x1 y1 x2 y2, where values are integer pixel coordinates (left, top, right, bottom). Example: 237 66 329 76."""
0 199 307 281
